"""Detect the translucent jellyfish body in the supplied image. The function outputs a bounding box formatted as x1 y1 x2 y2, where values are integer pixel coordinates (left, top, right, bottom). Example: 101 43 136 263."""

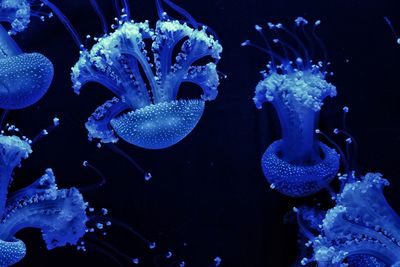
0 23 53 110
0 134 88 266
71 5 222 149
302 173 400 266
243 18 339 197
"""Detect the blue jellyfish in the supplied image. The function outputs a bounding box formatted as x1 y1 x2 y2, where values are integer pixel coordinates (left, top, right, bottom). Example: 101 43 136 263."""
242 17 339 197
299 173 400 266
0 134 88 266
0 2 53 110
44 0 222 149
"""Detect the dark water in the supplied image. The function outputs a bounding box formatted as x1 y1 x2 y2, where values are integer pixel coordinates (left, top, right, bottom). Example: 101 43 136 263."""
7 0 400 266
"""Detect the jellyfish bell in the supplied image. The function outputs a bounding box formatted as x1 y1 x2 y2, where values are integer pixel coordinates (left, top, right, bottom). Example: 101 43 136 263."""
109 98 206 149
0 238 26 266
0 10 53 110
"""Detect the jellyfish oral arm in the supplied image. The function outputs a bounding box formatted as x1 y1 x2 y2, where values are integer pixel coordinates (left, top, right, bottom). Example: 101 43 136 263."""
255 70 336 164
0 25 21 58
0 168 13 218
273 97 319 163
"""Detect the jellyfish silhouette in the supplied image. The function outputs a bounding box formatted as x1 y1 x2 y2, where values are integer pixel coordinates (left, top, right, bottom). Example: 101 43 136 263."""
0 3 54 110
299 173 400 266
43 0 222 149
242 17 339 197
0 134 88 266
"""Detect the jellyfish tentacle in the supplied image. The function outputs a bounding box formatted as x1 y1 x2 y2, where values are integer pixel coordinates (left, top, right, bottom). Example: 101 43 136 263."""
89 0 107 35
0 135 32 217
86 97 130 144
162 0 198 28
0 169 88 249
304 173 400 266
41 0 84 49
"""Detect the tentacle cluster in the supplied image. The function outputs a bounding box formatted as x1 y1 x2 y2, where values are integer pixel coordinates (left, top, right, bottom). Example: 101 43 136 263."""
303 173 400 266
71 17 222 148
0 0 30 34
0 135 88 266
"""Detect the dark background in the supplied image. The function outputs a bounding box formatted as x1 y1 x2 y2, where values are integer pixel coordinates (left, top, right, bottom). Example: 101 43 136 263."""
5 0 400 266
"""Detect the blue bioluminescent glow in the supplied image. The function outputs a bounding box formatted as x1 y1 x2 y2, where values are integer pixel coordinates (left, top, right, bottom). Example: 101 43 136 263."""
242 17 339 197
0 0 31 35
0 134 88 266
300 173 400 266
0 19 53 110
48 0 224 149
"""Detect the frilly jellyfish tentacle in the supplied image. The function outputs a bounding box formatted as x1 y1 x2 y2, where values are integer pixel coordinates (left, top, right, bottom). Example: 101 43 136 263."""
0 135 32 217
303 173 400 266
244 17 339 197
86 98 129 143
0 169 88 249
0 0 31 35
0 134 89 265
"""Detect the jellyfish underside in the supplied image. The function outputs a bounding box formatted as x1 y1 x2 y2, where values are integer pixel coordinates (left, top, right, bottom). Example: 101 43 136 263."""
0 24 53 110
249 18 339 197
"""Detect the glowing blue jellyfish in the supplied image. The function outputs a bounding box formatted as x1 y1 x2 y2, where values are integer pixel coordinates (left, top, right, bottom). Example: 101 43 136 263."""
300 173 400 266
63 0 222 149
0 134 88 266
242 17 339 197
0 2 53 110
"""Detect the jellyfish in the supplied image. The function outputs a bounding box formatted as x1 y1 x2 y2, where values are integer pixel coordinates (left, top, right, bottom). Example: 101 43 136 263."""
242 17 339 197
0 134 88 266
44 0 222 149
299 173 400 266
0 2 54 110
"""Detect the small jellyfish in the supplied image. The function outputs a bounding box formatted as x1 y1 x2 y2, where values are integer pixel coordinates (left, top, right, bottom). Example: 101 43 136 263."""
0 134 88 266
46 0 223 149
300 173 400 266
242 17 339 197
0 8 53 110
